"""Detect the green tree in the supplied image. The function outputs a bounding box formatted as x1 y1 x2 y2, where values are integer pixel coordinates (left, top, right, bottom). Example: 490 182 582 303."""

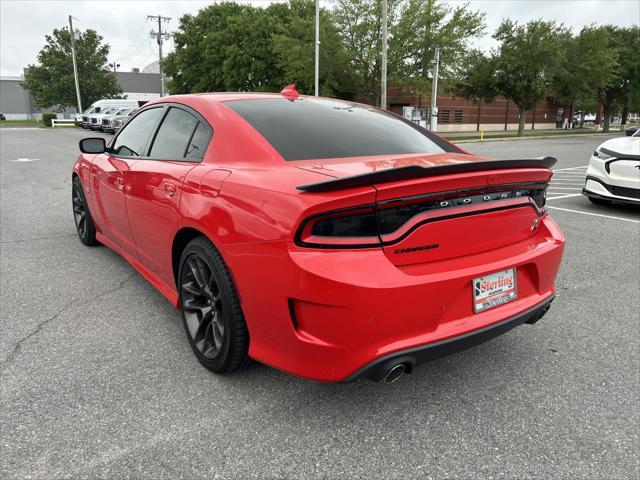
490 19 569 136
553 26 620 129
333 0 485 106
164 1 355 98
23 28 122 111
271 0 356 97
594 26 639 132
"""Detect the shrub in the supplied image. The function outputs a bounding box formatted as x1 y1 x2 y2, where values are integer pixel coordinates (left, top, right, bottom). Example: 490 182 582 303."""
41 112 57 127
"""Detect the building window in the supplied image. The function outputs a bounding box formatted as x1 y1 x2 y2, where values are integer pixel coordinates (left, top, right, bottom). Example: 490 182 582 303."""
438 109 450 124
454 110 463 124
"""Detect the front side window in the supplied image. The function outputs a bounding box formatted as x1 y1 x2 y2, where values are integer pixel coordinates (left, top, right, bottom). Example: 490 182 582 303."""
225 98 459 161
112 107 163 157
149 107 199 159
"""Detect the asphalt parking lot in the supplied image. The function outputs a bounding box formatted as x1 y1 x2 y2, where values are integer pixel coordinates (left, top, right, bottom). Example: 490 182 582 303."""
1 128 638 479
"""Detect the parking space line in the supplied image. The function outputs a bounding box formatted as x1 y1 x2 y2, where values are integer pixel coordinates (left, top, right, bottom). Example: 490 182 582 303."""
548 206 640 223
548 187 582 190
546 193 583 200
549 182 585 186
552 166 588 172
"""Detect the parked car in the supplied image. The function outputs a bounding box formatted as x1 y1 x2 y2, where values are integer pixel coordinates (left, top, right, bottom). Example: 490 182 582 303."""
0 112 6 121
77 99 144 128
72 89 565 383
625 125 639 136
583 129 640 205
102 107 136 133
87 107 121 130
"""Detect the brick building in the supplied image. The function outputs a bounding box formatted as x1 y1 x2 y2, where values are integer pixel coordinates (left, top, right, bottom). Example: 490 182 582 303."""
384 84 565 132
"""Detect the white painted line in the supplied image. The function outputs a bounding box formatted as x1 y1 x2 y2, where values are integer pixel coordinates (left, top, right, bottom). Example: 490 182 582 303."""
549 182 585 186
548 206 640 223
547 187 582 190
552 166 588 172
546 193 583 200
10 158 39 162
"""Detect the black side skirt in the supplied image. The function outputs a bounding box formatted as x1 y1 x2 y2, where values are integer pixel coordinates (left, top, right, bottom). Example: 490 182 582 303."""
345 296 555 382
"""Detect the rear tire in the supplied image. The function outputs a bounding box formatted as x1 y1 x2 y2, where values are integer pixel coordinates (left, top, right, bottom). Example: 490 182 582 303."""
178 237 249 374
72 176 98 246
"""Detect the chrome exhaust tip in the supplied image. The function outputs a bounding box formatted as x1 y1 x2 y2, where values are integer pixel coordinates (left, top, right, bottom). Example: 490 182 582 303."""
383 364 406 384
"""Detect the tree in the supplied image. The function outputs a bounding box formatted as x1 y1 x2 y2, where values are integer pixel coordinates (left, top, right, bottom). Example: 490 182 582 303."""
163 1 355 98
552 26 618 128
594 26 639 132
332 0 485 105
449 49 497 131
490 19 569 136
271 0 356 98
23 28 122 111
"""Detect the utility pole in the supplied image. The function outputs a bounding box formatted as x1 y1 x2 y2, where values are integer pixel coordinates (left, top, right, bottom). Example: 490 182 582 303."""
381 0 388 109
430 48 440 131
68 15 82 113
111 62 120 74
314 0 320 96
148 14 171 97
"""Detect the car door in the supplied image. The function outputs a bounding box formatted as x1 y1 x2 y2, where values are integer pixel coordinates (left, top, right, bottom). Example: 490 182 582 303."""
123 105 213 288
90 106 164 256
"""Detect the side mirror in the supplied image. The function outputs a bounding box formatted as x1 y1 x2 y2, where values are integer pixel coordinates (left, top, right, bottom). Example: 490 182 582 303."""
79 137 107 154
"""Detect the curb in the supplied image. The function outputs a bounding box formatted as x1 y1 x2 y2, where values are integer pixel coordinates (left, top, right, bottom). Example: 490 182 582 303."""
449 132 622 144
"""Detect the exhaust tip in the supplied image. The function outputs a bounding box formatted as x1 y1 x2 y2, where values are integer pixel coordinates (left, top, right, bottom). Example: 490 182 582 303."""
384 364 406 384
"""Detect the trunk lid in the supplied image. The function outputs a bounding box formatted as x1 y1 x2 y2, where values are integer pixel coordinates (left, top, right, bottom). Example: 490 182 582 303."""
296 153 553 267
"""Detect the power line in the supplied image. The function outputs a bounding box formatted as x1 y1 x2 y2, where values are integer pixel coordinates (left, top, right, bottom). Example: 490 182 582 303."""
148 14 171 97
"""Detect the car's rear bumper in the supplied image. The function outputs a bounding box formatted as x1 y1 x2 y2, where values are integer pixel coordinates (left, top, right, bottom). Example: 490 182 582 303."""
345 295 554 381
224 215 565 382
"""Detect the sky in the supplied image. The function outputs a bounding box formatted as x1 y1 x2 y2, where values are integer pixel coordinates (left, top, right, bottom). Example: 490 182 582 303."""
0 0 637 77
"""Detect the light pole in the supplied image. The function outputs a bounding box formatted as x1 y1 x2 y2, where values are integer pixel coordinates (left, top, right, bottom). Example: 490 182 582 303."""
430 48 440 131
68 15 82 113
381 0 388 109
149 14 171 97
314 0 320 96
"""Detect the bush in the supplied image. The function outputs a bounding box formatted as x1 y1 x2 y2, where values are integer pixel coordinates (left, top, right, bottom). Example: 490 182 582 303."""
41 112 57 127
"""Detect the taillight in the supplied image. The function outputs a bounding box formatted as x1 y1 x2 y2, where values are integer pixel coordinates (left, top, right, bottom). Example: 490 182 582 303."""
296 205 380 248
296 183 548 248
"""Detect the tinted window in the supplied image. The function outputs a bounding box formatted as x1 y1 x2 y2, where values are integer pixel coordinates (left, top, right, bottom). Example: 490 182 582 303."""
149 107 199 159
112 107 163 157
185 123 210 160
225 98 457 161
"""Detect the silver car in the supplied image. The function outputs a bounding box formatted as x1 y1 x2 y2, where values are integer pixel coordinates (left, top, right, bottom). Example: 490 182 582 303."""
101 107 136 133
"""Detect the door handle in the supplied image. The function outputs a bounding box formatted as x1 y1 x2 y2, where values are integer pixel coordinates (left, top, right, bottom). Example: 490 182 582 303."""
164 182 177 197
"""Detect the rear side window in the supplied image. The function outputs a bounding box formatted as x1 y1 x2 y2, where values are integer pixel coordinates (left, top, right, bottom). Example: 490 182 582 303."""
225 98 458 161
185 123 210 160
112 107 163 157
149 107 200 159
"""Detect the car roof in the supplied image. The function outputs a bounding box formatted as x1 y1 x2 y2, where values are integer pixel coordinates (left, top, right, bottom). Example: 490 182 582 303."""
150 92 302 104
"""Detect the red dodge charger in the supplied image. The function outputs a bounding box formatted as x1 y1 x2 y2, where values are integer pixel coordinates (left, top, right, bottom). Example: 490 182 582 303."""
72 89 565 383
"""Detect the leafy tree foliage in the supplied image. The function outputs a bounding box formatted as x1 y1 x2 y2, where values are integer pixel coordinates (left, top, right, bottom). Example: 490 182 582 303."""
592 26 639 132
23 28 122 111
163 0 355 97
450 49 497 104
333 0 485 105
490 20 569 136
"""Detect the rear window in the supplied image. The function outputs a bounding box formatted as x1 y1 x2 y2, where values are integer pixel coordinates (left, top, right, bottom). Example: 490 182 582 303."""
225 98 456 161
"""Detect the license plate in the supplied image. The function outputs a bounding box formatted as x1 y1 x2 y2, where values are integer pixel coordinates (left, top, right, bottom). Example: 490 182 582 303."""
473 268 517 313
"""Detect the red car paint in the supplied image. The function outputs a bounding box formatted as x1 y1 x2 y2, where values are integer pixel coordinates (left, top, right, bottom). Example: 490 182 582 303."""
73 93 565 382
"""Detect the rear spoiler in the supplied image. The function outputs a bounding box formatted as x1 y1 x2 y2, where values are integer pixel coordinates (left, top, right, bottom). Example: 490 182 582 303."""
296 157 557 193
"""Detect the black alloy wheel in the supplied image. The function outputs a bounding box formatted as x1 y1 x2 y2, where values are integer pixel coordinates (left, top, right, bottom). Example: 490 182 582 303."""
178 237 249 373
72 176 98 246
181 254 225 359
